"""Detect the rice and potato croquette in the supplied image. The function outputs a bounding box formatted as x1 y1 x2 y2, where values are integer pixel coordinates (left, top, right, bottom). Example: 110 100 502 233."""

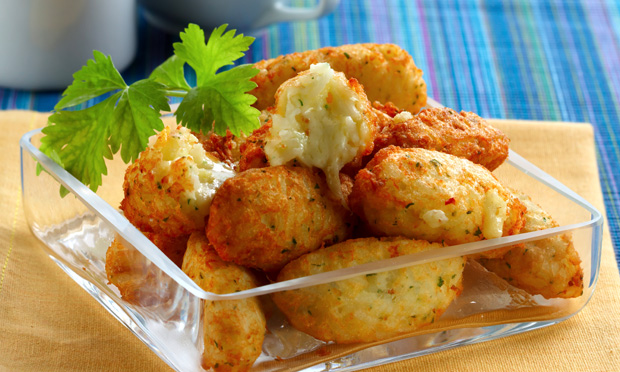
251 43 427 114
207 165 355 272
373 107 510 171
121 125 235 237
479 193 583 299
350 147 526 255
182 233 266 372
272 237 465 344
105 232 188 306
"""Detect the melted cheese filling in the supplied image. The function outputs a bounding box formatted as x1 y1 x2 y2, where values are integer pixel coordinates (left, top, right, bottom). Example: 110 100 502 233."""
264 63 371 198
422 209 449 228
155 128 235 220
482 189 508 239
393 110 414 123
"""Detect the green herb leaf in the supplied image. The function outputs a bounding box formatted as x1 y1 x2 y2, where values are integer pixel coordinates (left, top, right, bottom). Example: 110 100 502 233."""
55 50 126 110
473 227 482 237
39 23 259 195
430 159 442 167
41 75 170 194
41 97 117 193
174 24 254 85
149 55 191 91
109 79 170 163
173 24 260 136
36 148 63 176
176 64 260 136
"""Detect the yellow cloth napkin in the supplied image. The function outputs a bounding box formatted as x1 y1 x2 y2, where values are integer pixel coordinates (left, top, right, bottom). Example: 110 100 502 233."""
1 110 619 371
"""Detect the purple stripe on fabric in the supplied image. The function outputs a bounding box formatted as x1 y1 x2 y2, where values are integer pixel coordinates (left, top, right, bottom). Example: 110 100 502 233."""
415 0 439 100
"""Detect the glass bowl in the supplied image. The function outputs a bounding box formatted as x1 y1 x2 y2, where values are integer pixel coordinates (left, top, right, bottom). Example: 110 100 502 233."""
19 113 603 372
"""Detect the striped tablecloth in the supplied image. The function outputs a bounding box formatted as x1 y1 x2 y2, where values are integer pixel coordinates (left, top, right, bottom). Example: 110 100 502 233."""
1 0 619 268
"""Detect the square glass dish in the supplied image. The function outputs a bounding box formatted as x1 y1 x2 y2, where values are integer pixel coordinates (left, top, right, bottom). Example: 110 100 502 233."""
20 107 603 372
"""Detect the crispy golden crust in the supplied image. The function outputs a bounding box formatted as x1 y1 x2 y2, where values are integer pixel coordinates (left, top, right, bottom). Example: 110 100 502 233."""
350 147 526 255
272 237 465 344
121 126 204 236
121 126 234 237
372 108 510 171
193 129 245 166
372 101 403 119
105 232 188 306
206 165 355 272
238 122 272 172
478 193 583 299
182 233 265 372
251 43 427 114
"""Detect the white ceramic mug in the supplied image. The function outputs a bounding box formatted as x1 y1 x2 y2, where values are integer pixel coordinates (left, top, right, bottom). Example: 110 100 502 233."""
139 0 341 34
0 0 137 90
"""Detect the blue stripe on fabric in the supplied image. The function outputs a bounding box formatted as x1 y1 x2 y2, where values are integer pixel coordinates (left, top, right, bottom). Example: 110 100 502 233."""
529 2 571 121
484 0 526 119
424 1 458 108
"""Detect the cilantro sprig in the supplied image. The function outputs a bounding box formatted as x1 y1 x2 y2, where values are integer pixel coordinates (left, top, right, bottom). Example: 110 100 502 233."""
40 24 260 195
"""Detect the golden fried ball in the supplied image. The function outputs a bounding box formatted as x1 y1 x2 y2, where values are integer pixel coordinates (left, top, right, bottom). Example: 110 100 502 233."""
105 232 188 306
182 232 266 371
479 192 583 299
350 147 526 258
263 63 378 199
272 237 465 344
372 107 510 171
206 165 355 272
120 125 235 237
251 43 427 114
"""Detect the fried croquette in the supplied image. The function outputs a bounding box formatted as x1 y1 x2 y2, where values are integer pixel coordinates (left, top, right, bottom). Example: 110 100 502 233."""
238 118 273 172
120 126 235 237
182 233 266 372
263 63 378 199
372 101 403 119
105 232 188 306
272 237 465 344
193 128 246 166
372 107 510 171
251 43 427 114
350 147 526 255
206 165 355 272
478 193 583 299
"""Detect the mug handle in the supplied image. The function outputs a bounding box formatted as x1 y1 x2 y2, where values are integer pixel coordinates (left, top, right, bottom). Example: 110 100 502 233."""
253 0 340 29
